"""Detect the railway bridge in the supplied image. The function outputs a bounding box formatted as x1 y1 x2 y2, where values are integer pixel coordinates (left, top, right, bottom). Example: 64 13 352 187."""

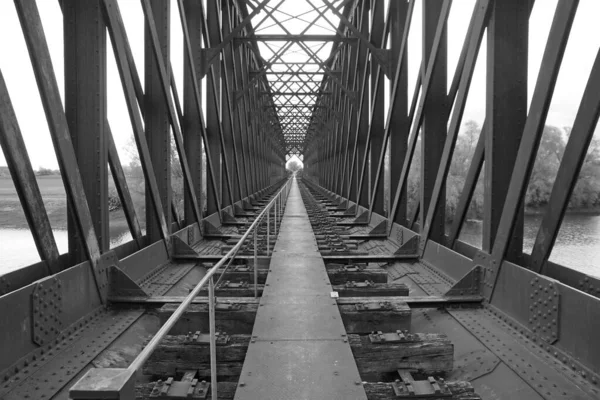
1 0 600 399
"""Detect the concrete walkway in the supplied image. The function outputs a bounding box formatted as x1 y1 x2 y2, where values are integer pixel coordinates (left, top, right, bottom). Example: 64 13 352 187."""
234 177 367 400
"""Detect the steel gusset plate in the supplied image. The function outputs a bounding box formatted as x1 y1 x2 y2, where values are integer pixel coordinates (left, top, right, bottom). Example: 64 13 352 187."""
2 309 143 400
450 309 598 399
528 276 560 344
143 263 197 297
32 277 63 346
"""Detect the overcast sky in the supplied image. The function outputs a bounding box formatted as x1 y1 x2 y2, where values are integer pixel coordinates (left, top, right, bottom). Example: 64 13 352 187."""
0 0 599 170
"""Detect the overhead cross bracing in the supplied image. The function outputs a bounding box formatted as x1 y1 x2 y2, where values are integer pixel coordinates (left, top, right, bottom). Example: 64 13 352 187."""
239 0 362 160
3 0 600 399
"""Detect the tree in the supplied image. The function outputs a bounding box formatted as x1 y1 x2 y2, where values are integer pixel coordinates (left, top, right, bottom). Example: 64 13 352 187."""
570 136 600 208
526 125 566 208
123 135 187 224
287 160 302 172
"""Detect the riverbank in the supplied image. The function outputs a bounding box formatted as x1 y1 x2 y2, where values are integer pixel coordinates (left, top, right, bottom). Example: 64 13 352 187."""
525 206 600 216
456 207 600 226
0 175 130 237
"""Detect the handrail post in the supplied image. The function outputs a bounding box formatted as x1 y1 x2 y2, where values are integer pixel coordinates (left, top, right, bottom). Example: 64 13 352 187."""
254 227 258 298
267 206 270 256
208 276 217 399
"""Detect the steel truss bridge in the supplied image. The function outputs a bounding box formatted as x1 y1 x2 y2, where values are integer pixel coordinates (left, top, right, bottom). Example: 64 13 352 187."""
0 0 599 399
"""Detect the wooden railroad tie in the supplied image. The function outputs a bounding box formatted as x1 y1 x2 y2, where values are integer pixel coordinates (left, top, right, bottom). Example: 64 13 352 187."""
350 333 454 382
325 263 389 284
143 332 453 387
336 298 412 334
333 281 409 297
158 297 413 336
158 299 259 335
143 333 249 380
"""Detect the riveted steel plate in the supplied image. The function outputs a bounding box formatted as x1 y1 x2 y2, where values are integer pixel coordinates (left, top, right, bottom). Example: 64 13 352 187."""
528 276 560 344
252 297 346 340
263 266 330 296
235 341 367 400
97 250 118 292
32 277 63 346
445 266 482 296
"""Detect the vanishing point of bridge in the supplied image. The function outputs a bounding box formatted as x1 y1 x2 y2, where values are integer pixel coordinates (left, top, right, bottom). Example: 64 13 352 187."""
1 0 600 399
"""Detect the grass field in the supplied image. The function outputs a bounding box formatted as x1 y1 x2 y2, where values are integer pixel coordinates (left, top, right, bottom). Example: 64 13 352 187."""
0 175 127 234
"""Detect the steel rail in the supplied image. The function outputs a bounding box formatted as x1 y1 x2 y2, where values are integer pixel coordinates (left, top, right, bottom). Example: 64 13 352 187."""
127 178 292 373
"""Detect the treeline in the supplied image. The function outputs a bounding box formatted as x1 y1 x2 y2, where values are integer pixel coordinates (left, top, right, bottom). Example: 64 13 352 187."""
36 167 60 176
407 121 600 221
124 136 205 225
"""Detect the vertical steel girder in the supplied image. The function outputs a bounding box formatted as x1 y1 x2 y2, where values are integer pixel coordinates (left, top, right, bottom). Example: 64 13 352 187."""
483 0 528 262
484 0 579 300
418 0 491 255
388 0 410 223
346 0 370 207
419 0 448 244
221 0 241 204
64 0 109 259
182 0 204 224
205 0 226 215
144 0 172 242
368 0 385 215
388 0 452 229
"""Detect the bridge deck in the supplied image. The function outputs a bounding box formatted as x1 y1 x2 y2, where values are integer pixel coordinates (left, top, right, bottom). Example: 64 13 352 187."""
234 178 368 400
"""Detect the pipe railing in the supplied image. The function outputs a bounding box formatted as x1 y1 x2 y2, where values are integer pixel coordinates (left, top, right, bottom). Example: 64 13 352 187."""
69 177 293 399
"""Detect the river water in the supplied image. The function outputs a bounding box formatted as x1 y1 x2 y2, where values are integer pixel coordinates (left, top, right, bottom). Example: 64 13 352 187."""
458 214 600 278
0 229 132 275
1 214 599 278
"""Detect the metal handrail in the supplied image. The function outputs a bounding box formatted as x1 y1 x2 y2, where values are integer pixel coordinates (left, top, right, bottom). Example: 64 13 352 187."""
70 178 292 398
127 177 292 380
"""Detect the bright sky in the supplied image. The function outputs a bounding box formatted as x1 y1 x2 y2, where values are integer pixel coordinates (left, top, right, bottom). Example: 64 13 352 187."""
0 0 599 171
